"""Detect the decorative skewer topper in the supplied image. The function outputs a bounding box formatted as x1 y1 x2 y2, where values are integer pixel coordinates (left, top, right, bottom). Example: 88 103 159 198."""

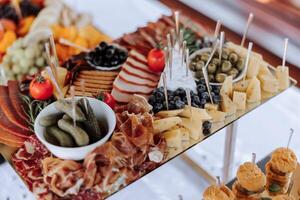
276 38 290 90
241 13 254 47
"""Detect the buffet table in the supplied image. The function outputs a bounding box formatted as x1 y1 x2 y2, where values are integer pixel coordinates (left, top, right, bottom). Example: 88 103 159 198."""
0 0 299 200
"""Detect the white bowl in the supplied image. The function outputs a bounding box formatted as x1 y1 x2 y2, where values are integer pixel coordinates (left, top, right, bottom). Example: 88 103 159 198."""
189 47 247 86
34 97 116 160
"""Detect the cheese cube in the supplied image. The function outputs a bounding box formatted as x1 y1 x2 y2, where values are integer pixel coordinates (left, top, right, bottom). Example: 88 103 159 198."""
220 93 237 116
207 110 226 122
259 74 279 93
276 65 289 90
179 118 202 140
164 129 182 148
258 61 273 78
233 80 249 92
221 76 233 97
246 77 261 103
204 103 219 111
233 91 247 110
247 56 261 78
179 106 212 121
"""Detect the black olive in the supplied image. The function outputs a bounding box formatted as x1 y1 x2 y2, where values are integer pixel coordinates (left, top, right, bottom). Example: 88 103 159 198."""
99 41 107 49
203 121 212 130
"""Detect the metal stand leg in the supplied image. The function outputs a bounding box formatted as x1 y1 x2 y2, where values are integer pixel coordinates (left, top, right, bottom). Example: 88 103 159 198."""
223 122 238 182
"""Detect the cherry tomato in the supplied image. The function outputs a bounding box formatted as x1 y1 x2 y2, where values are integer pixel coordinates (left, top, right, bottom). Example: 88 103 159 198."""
147 48 165 72
96 92 116 109
29 75 53 100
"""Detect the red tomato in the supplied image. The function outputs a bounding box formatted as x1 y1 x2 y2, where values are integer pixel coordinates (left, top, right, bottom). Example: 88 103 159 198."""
96 92 116 109
147 48 165 72
29 75 53 100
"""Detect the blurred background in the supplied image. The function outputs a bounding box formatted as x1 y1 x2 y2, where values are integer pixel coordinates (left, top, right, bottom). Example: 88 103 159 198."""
0 0 300 199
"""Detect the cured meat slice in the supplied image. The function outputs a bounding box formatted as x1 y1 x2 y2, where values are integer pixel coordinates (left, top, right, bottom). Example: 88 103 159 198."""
0 126 25 147
0 136 23 147
7 80 28 121
111 88 135 103
113 78 154 95
0 86 31 131
126 57 158 75
118 70 157 88
122 63 159 82
128 50 148 65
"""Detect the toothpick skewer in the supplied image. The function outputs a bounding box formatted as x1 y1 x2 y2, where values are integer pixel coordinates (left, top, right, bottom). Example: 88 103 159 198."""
185 48 189 76
202 40 219 104
185 88 192 116
80 79 88 113
45 42 57 80
49 35 60 71
182 41 187 68
282 38 289 72
219 31 225 63
174 11 180 39
214 20 222 39
162 72 169 110
0 66 7 86
287 128 294 149
59 38 90 52
46 67 63 99
11 0 22 19
167 34 173 79
216 176 221 186
241 13 254 47
252 153 256 164
242 42 253 81
70 86 76 128
171 29 176 48
179 29 184 52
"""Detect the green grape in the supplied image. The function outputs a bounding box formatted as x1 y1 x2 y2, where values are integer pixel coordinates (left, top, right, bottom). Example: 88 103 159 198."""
29 67 38 75
25 48 35 59
20 59 31 70
2 55 11 65
12 65 21 74
35 57 45 67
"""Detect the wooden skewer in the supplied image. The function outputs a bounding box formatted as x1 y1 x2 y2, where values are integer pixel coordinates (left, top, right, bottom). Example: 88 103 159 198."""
185 88 192 116
185 48 189 76
46 67 63 99
174 11 180 39
70 86 76 128
219 31 225 63
80 79 88 113
162 72 169 110
11 0 22 19
241 13 254 47
252 153 256 164
214 20 222 39
282 38 289 71
0 21 4 32
216 176 221 186
179 29 184 52
242 42 253 81
182 41 187 68
45 43 57 79
171 29 176 48
59 38 90 52
0 66 7 86
287 128 294 149
49 35 60 70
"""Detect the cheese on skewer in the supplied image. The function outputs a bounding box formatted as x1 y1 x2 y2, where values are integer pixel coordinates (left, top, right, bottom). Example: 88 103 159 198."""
220 93 237 116
233 91 247 110
220 76 233 97
276 66 289 90
246 77 261 103
234 80 249 92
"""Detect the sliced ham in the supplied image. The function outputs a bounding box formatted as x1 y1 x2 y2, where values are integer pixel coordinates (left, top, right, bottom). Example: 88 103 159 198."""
118 70 157 88
129 50 148 65
113 78 155 95
122 63 159 82
111 88 148 105
126 57 158 76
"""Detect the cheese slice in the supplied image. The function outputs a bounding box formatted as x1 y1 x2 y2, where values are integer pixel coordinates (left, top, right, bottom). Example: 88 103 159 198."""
153 117 182 134
259 74 279 93
179 118 202 141
276 65 289 90
233 80 249 92
156 109 184 118
204 103 219 111
220 93 237 116
207 110 226 122
164 129 182 148
247 56 261 78
246 77 261 103
179 127 190 141
179 106 212 121
232 91 247 110
220 76 233 97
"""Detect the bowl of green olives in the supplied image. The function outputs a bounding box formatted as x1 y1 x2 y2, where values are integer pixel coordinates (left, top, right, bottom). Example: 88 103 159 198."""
34 97 116 160
189 47 246 85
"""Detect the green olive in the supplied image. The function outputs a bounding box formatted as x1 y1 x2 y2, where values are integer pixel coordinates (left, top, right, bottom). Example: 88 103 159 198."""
236 58 244 71
208 63 217 74
208 74 215 82
211 58 220 66
196 71 204 79
228 68 239 78
196 55 201 61
221 61 232 73
213 51 219 58
229 52 239 64
196 61 205 71
201 53 210 63
215 73 227 83
190 62 197 71
222 48 230 60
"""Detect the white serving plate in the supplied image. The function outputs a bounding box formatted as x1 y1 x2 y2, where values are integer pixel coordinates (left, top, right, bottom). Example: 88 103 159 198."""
34 97 116 160
189 47 247 86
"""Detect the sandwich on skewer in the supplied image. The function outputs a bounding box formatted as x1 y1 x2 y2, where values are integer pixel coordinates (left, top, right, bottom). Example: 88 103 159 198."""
203 184 235 200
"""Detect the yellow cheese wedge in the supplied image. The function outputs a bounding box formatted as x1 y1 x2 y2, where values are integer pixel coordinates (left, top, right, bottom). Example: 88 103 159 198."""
156 109 184 118
233 91 247 110
164 129 182 148
247 56 261 78
221 76 233 97
207 110 226 122
204 103 219 111
153 117 182 134
259 74 279 93
258 61 273 78
179 118 202 141
233 80 249 92
220 93 237 116
246 77 261 103
179 106 212 121
276 65 289 90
